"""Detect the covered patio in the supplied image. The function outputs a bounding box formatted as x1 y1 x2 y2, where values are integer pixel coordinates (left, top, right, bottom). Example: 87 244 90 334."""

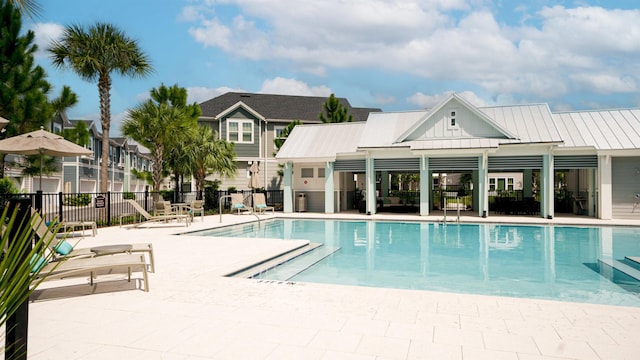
276 93 639 220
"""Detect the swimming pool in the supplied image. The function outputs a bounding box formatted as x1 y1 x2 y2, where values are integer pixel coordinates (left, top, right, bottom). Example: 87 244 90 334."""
194 219 640 307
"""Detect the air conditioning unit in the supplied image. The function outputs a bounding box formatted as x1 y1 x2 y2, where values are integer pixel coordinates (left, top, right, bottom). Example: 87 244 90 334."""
117 162 125 169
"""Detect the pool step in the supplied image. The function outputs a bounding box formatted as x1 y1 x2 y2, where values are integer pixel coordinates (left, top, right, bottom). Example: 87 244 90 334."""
227 242 323 278
626 256 640 267
251 245 341 281
598 258 640 281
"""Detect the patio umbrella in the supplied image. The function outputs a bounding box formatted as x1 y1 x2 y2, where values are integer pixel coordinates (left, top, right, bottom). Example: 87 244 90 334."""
0 127 93 190
248 162 262 189
0 116 9 131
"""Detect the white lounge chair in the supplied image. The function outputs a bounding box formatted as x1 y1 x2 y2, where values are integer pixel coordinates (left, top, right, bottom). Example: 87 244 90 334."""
31 209 156 272
125 199 191 227
35 254 150 291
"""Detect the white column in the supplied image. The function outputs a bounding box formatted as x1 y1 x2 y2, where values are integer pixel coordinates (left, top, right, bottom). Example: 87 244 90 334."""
478 153 489 217
542 153 554 218
283 162 293 213
420 156 430 216
366 156 376 214
325 161 334 213
598 155 612 219
588 168 596 217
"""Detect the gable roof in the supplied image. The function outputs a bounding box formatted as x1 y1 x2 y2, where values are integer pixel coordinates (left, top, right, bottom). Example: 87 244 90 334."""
215 101 266 121
395 93 519 143
199 92 381 122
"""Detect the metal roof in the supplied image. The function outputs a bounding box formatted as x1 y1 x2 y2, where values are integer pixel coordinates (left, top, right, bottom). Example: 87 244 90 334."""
276 122 366 161
276 96 640 162
478 104 562 144
358 111 425 148
553 108 640 150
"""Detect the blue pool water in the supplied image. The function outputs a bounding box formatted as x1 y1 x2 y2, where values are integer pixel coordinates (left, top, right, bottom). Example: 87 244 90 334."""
194 219 640 306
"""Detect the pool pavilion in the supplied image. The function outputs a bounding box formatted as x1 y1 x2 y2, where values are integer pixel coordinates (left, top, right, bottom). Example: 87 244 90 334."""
276 93 640 220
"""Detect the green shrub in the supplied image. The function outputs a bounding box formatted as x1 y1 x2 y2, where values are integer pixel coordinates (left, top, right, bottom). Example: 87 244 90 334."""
64 193 91 206
0 178 19 195
123 192 136 200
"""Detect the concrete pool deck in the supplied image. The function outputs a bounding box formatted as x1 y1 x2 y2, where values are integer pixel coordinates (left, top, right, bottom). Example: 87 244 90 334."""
26 212 640 359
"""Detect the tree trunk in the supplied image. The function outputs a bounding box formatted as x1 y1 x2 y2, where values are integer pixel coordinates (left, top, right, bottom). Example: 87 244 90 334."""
98 73 111 193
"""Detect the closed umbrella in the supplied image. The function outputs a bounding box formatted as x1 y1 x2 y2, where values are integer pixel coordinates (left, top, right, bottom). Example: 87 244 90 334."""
0 127 93 190
248 162 262 189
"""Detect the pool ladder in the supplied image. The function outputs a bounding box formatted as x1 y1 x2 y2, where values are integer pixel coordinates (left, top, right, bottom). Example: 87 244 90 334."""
218 194 261 228
442 196 462 224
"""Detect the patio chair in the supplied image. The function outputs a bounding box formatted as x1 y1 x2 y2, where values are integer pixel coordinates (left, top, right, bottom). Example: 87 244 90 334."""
34 253 150 291
230 193 252 214
252 193 274 214
30 209 156 272
188 199 205 221
154 200 176 216
125 199 191 227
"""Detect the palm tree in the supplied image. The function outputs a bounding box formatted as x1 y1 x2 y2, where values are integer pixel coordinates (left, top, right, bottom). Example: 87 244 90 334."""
49 22 152 192
122 101 195 195
9 0 40 17
189 125 236 197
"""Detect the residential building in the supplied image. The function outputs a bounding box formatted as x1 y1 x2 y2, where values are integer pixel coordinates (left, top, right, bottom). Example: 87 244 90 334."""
4 113 152 194
198 92 381 191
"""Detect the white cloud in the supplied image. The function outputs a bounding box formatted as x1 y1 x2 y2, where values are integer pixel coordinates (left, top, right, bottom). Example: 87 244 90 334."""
184 1 640 104
259 77 331 97
30 22 64 58
187 86 242 104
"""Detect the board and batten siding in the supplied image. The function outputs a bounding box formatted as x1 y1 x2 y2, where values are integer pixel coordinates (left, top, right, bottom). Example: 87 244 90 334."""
611 157 640 219
407 99 505 141
221 108 260 158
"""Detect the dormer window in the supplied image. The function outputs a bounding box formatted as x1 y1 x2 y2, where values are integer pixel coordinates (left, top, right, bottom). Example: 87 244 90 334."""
450 111 456 126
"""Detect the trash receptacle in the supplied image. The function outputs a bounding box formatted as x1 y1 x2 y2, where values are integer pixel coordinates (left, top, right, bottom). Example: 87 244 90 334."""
296 193 306 212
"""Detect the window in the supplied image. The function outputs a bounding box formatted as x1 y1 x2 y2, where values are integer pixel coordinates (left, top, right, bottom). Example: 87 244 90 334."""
507 178 514 191
447 109 458 129
489 178 496 191
227 120 253 143
274 125 286 149
301 168 314 178
317 168 325 178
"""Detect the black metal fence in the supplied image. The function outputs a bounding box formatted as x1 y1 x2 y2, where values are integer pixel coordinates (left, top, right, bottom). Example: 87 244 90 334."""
0 189 284 227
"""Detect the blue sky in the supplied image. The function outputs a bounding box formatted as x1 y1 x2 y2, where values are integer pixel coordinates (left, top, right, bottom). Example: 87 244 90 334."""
26 0 640 136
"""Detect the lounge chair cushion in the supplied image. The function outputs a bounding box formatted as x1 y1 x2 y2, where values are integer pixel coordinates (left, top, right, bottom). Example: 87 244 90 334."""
234 204 245 209
54 240 73 255
30 254 47 273
256 204 267 209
